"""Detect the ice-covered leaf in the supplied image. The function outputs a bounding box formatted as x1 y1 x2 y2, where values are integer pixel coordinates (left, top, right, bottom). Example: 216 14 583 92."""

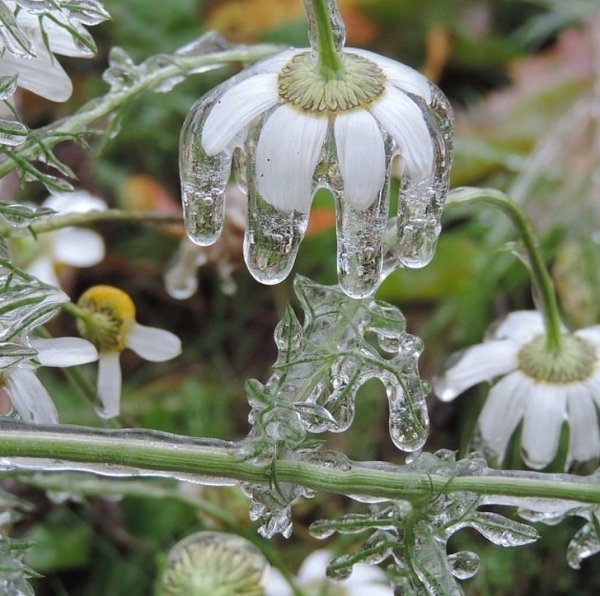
246 276 429 453
0 202 55 228
467 511 540 547
566 511 600 569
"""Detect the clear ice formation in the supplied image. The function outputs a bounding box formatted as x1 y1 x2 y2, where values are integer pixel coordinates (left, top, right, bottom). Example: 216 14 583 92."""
244 276 429 454
179 37 454 297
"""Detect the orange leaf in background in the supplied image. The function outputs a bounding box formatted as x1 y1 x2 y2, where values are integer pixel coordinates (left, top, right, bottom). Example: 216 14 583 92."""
306 206 336 236
204 0 377 46
421 25 452 83
120 174 183 236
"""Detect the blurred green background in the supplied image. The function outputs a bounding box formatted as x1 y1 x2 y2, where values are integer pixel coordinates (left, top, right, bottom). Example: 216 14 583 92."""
5 0 600 593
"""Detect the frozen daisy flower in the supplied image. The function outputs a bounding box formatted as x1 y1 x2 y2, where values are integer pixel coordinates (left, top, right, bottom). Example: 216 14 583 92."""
0 0 109 102
75 285 182 419
434 310 600 470
0 335 98 423
265 549 393 596
25 190 107 288
180 0 453 298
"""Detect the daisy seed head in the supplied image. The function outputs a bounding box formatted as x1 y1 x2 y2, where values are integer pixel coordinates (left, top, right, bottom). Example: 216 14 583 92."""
76 285 136 353
518 334 596 385
278 51 386 113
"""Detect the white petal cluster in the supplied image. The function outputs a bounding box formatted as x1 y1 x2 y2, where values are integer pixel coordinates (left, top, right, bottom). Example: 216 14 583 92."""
25 190 107 288
434 311 600 469
0 0 109 101
1 335 98 423
265 549 393 596
180 45 453 296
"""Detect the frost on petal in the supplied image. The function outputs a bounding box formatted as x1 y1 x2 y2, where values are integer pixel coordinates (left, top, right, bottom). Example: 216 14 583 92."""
478 371 529 463
492 311 547 343
566 386 600 465
5 368 59 424
255 105 327 213
97 352 122 419
202 73 279 156
0 42 73 101
30 337 98 367
346 48 432 102
125 323 182 362
433 340 519 401
521 383 567 469
370 87 433 179
334 110 386 210
53 228 105 267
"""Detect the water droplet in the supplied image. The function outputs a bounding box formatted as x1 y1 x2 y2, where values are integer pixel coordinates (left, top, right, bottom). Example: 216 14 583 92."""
397 218 440 268
448 551 480 580
244 194 307 285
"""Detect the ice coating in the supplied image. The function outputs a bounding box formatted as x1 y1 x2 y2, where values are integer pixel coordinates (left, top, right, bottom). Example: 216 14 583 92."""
179 40 454 296
244 277 429 453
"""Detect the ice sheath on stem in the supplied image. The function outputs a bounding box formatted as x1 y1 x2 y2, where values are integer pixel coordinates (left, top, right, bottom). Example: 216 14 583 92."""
178 0 454 297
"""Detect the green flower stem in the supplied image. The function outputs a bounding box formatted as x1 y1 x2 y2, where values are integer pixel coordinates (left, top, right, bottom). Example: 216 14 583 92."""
0 44 280 180
305 0 345 78
446 187 563 353
0 209 182 239
0 422 599 505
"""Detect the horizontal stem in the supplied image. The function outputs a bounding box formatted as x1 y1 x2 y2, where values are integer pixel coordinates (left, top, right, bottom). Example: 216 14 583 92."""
1 209 183 239
0 44 280 179
0 422 598 506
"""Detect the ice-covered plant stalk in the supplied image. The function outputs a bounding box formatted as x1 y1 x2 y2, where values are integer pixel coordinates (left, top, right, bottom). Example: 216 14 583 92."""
179 0 453 298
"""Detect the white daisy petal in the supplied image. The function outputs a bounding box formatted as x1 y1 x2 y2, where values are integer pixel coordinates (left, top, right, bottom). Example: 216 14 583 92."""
0 43 73 102
478 371 529 463
53 228 105 267
202 73 279 156
96 352 122 419
347 48 432 101
334 110 386 210
297 550 332 584
253 48 302 74
5 368 59 424
125 323 182 362
584 367 600 410
255 105 328 213
264 568 293 596
30 337 98 367
566 387 600 464
370 86 433 179
521 383 568 469
433 340 519 401
575 326 600 351
43 191 107 213
26 255 60 287
493 310 547 343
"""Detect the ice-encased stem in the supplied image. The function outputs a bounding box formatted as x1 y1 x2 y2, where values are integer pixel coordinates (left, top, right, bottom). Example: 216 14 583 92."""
446 187 563 353
1 422 599 506
303 0 345 79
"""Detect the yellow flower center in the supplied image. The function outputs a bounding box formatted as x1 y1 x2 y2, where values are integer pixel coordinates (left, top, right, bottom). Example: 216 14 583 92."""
76 285 136 352
278 51 386 113
517 334 596 384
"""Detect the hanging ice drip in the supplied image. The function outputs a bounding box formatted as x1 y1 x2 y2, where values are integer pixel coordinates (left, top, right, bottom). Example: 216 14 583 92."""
179 0 454 298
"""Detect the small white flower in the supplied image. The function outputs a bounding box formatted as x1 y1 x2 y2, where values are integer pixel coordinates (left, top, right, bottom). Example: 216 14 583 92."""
25 190 107 288
265 549 393 596
0 0 108 101
0 335 98 423
434 311 600 469
76 285 182 419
